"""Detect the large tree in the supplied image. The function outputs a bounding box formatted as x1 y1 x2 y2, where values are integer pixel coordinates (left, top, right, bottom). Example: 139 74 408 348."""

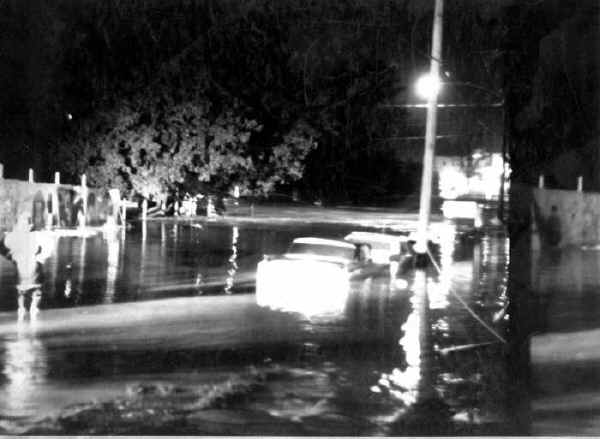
55 73 316 200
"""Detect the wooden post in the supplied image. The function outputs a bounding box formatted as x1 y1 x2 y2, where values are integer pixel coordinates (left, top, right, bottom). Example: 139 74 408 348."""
577 176 583 192
142 198 148 221
233 185 240 206
46 210 53 230
28 168 34 183
538 175 544 189
474 204 483 228
108 188 121 227
53 172 60 227
531 205 541 251
81 174 87 227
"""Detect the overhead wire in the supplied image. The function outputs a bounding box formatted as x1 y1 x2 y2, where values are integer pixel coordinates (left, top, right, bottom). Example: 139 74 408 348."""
426 247 508 344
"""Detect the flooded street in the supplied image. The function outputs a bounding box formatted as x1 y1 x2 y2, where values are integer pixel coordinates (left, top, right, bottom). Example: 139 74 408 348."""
0 218 515 434
510 232 600 435
0 0 594 434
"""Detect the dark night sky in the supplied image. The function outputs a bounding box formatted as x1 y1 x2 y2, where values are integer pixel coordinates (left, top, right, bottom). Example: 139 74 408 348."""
0 0 597 200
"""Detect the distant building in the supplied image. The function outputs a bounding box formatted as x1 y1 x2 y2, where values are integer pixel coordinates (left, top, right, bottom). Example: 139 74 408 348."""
435 150 507 202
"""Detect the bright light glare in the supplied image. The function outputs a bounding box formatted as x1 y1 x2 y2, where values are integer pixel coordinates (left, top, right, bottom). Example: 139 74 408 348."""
374 294 422 406
441 200 478 219
415 73 442 100
394 278 409 289
3 332 47 417
468 153 505 200
438 167 469 200
256 260 349 318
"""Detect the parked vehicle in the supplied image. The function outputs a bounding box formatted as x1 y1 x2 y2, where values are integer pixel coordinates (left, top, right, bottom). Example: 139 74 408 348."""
255 232 411 316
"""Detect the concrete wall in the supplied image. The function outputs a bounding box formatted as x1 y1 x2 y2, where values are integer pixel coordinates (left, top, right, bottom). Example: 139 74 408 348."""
0 178 117 232
533 187 600 246
509 183 600 247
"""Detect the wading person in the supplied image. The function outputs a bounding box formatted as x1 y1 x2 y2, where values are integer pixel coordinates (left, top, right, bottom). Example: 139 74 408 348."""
546 205 562 247
350 243 375 278
354 243 373 266
3 213 53 320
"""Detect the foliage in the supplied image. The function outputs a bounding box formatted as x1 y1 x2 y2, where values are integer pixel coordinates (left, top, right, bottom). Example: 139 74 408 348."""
60 89 316 199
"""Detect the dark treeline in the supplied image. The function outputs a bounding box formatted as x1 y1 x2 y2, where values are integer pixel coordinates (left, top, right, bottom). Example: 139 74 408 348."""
0 0 597 202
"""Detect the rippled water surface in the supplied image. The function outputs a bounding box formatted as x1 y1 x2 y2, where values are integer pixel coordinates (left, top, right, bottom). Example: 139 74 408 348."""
0 219 514 435
509 234 600 435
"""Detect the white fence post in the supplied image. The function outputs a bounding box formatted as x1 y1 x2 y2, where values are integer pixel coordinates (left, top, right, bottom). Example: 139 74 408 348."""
108 188 122 227
80 174 87 227
142 198 148 221
53 171 60 227
538 175 544 189
28 168 34 183
577 176 583 192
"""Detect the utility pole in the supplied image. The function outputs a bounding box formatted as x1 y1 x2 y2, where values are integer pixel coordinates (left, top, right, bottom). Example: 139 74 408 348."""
415 0 444 259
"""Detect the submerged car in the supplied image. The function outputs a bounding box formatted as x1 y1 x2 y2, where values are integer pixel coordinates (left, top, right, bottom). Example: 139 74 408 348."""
255 232 410 316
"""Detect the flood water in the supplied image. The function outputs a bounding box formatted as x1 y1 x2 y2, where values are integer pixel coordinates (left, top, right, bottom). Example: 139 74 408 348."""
0 218 517 435
509 231 600 435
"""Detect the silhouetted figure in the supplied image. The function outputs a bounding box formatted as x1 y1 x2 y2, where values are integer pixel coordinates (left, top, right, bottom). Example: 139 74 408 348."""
546 205 562 247
3 213 53 320
352 243 373 267
390 239 417 278
351 243 381 280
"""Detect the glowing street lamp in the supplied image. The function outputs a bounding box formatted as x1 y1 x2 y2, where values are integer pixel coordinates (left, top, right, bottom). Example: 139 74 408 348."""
415 73 442 101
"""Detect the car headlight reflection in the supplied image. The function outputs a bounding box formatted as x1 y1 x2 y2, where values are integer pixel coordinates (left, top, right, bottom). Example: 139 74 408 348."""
256 260 350 318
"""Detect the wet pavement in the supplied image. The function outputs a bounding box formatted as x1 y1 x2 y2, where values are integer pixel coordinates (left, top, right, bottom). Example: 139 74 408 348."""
0 215 517 434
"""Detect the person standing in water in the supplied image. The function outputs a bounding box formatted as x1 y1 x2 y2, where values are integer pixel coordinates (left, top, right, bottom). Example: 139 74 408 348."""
3 212 53 320
546 205 562 247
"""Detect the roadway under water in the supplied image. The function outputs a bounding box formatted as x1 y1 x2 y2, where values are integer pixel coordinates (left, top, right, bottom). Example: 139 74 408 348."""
510 230 600 435
0 218 517 435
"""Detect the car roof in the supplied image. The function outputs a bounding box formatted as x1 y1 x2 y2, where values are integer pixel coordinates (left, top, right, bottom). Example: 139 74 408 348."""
343 231 408 245
292 237 356 249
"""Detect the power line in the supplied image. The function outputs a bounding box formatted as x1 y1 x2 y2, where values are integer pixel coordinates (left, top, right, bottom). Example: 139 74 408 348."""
380 101 504 109
375 134 465 141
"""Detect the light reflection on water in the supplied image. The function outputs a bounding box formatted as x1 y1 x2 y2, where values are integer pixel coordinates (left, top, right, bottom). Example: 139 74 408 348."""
224 226 239 295
519 244 600 435
2 325 48 420
0 222 280 311
376 271 426 408
103 230 121 303
0 221 514 435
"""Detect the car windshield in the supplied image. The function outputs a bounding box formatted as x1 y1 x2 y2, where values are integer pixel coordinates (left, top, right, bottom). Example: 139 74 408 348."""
287 243 355 261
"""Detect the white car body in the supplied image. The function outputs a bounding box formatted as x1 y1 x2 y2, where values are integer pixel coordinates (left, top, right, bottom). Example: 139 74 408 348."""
256 233 405 317
343 231 408 264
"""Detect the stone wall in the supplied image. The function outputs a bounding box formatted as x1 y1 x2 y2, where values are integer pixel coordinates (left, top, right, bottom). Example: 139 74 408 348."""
0 178 117 231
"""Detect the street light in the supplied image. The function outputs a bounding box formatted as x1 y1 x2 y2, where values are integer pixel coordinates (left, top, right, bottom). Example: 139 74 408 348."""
415 73 442 101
